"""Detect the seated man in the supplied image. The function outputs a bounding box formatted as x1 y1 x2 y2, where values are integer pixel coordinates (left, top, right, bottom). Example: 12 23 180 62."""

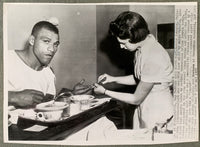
8 20 60 108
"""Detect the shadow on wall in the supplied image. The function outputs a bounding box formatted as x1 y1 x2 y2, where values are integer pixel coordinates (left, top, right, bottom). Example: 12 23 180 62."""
100 34 134 75
99 34 137 93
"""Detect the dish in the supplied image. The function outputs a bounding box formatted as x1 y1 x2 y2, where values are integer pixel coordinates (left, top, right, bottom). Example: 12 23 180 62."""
70 95 95 102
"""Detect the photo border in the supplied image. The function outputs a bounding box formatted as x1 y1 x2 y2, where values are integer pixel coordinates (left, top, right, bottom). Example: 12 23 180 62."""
0 0 199 147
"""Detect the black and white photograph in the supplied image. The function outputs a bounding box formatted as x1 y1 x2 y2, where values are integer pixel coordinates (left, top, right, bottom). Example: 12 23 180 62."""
3 2 198 145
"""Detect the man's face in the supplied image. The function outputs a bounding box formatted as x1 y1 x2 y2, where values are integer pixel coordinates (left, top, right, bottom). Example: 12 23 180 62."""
32 28 60 66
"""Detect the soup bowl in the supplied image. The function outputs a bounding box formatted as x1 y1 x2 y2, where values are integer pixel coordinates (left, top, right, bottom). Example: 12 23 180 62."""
35 101 69 121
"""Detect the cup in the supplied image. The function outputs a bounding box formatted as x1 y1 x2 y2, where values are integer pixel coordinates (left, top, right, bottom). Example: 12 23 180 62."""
35 101 69 121
36 110 63 121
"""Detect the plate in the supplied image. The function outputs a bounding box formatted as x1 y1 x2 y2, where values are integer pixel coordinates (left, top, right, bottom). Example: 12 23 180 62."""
70 95 94 102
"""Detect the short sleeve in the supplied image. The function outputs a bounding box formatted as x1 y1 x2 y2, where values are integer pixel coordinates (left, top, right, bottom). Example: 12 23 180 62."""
141 50 173 83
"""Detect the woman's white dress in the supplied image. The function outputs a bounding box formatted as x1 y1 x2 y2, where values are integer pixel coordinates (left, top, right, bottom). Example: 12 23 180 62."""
133 34 174 129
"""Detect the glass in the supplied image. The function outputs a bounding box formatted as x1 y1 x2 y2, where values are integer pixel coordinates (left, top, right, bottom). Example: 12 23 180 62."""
80 99 91 111
70 101 80 116
59 96 71 117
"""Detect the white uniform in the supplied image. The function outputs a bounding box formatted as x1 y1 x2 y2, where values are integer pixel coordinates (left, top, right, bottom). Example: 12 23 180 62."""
133 34 174 129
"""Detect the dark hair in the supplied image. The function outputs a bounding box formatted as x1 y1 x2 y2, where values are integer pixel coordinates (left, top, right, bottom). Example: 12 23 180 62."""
31 21 59 37
109 11 150 43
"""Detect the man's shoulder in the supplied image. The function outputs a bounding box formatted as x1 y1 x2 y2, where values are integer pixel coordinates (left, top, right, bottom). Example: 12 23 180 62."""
8 50 22 61
7 50 20 65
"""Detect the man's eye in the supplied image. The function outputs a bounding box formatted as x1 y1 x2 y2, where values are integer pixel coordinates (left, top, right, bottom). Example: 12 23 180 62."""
43 40 50 43
54 44 58 48
54 43 60 48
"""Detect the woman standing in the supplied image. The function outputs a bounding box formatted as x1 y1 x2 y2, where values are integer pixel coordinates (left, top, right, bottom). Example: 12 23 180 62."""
94 11 174 130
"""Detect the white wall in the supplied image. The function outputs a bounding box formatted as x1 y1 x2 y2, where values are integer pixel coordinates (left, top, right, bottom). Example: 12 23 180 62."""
129 5 174 37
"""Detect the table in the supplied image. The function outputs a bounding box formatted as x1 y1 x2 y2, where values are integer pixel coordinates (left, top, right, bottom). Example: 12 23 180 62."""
8 100 119 140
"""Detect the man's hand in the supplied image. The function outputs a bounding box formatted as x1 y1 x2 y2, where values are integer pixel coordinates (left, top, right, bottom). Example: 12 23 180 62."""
8 89 45 108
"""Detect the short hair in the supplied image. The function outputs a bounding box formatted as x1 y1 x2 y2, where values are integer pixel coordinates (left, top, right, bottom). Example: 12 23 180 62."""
31 21 59 37
109 11 150 43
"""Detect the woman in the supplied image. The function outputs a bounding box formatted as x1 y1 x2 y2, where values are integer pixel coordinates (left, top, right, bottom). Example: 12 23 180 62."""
94 11 174 130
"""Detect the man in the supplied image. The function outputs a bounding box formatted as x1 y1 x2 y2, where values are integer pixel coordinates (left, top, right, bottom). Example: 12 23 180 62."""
8 21 60 108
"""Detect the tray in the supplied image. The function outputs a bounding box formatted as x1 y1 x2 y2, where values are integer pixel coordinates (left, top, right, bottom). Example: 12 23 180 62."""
17 99 109 129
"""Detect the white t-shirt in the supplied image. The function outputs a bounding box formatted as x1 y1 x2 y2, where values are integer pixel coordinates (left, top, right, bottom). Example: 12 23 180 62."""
8 50 56 96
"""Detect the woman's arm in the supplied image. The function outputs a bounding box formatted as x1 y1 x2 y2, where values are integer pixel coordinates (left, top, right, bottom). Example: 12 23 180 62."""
98 74 136 85
113 75 137 85
94 81 154 105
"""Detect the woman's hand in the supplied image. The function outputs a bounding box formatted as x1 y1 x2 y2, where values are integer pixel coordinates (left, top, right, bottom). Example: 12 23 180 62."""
98 74 115 84
93 83 106 95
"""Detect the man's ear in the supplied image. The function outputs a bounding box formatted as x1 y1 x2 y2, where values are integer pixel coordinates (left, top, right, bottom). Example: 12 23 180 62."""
29 35 35 46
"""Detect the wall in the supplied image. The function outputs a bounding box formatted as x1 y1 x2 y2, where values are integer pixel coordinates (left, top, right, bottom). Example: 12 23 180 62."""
5 4 96 92
129 5 175 38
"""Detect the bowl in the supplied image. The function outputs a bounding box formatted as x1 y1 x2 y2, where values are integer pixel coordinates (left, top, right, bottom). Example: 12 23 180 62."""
70 95 95 111
35 101 69 121
35 101 68 112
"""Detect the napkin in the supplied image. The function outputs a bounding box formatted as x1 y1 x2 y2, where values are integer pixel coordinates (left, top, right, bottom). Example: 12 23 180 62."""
23 125 48 132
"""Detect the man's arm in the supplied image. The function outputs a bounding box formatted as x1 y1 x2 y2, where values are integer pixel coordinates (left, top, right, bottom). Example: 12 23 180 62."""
8 89 44 108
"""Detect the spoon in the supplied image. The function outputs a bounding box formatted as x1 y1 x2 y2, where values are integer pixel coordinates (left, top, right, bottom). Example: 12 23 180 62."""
52 92 67 103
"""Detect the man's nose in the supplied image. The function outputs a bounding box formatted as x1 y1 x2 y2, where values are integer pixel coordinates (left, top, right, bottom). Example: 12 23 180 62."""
47 44 56 52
